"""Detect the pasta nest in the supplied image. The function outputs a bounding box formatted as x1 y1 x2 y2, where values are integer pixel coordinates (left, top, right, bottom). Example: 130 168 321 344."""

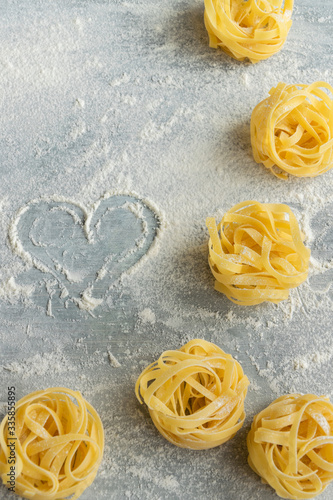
135 339 249 450
251 81 333 178
206 201 310 305
247 394 333 499
0 388 104 500
204 0 293 63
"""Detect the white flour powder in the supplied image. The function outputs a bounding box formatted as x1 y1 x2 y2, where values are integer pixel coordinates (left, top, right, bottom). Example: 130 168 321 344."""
0 1 333 499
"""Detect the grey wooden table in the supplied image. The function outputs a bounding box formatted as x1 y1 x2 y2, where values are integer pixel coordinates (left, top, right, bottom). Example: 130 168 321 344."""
0 1 333 499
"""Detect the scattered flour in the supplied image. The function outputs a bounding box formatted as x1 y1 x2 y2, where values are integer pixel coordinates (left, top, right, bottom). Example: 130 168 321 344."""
5 192 164 311
74 287 104 312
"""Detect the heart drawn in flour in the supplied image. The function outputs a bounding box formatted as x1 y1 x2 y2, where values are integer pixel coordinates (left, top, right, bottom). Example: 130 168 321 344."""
10 192 162 312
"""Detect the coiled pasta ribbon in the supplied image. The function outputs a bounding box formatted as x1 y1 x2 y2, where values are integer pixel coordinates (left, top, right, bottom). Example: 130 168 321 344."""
0 388 104 500
251 81 333 178
206 201 310 305
204 0 293 63
135 339 249 450
247 394 333 499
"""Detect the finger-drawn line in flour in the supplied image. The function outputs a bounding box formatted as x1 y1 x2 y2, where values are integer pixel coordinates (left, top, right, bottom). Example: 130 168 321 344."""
8 191 164 314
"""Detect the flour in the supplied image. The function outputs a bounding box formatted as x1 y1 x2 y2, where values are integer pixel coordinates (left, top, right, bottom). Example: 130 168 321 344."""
2 351 77 379
6 192 164 311
309 255 333 276
46 298 54 317
74 287 104 312
0 277 34 304
127 465 180 492
292 347 333 371
109 73 131 88
0 1 333 499
138 308 156 325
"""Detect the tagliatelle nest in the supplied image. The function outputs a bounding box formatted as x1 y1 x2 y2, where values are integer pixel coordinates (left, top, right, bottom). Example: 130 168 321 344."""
135 339 249 450
0 388 104 500
251 81 333 178
204 0 293 63
206 201 310 305
247 394 333 499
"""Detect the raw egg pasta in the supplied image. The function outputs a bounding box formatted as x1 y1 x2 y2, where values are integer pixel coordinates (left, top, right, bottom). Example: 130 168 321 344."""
204 0 293 63
0 388 104 500
247 394 333 499
206 201 310 305
135 339 249 450
251 81 333 178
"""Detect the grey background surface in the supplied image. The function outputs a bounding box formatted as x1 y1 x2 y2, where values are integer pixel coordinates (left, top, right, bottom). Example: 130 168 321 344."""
0 1 333 499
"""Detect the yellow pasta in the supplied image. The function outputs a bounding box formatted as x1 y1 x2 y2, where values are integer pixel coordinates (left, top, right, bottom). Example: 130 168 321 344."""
135 339 249 450
247 394 333 499
0 388 104 500
251 81 333 178
204 0 293 63
206 201 310 305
